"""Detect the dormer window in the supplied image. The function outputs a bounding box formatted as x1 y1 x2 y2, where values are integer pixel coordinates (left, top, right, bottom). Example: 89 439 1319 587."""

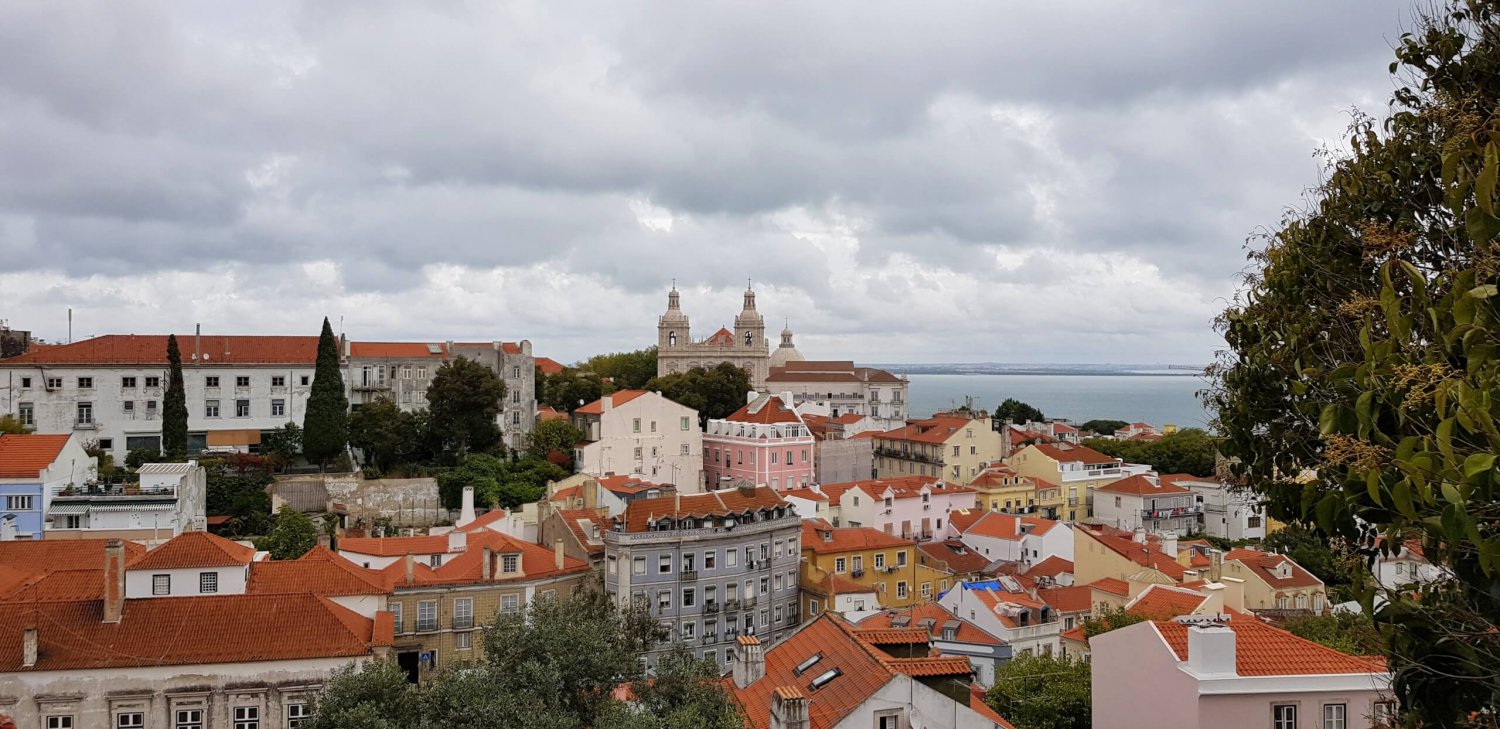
502 554 520 573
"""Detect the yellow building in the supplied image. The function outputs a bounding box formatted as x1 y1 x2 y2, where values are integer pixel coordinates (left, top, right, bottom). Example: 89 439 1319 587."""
1222 548 1329 614
799 521 953 615
967 464 1040 513
872 414 1003 483
1006 442 1140 520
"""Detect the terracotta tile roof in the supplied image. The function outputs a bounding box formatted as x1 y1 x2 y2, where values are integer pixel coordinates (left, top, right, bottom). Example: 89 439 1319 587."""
803 574 878 597
1 334 318 366
1027 442 1119 465
884 655 974 677
1037 585 1094 614
1060 625 1087 643
833 413 866 425
765 361 903 385
128 531 257 570
1223 549 1323 589
779 486 829 502
801 521 914 555
575 389 650 415
347 341 451 358
970 683 1018 729
1153 614 1387 676
535 357 566 375
0 434 75 478
1080 528 1187 580
617 486 789 533
947 509 988 534
247 546 389 596
0 539 145 572
537 406 569 422
968 585 1054 629
856 603 1004 646
1095 474 1191 496
875 416 977 446
917 540 992 574
959 511 1059 541
426 533 589 584
595 474 666 496
457 508 510 532
1087 577 1130 597
549 484 582 503
702 328 736 346
1027 556 1074 579
339 532 485 557
1 569 108 603
556 508 609 557
1125 584 1211 619
0 594 391 671
724 394 804 425
377 558 439 588
852 627 931 645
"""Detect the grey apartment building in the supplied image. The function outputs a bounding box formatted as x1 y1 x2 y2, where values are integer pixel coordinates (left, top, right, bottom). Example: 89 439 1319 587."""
604 485 803 672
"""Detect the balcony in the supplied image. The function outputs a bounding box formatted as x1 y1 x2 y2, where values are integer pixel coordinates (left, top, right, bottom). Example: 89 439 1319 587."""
724 599 740 612
851 569 865 578
874 447 937 464
1067 497 1079 506
700 634 718 645
1141 505 1204 520
452 617 474 630
73 419 97 431
704 602 720 614
742 597 758 609
55 483 177 500
681 570 698 582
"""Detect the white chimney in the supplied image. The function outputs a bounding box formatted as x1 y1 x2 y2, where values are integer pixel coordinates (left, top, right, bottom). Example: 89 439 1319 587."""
1186 624 1237 676
601 395 613 413
448 530 467 553
554 539 565 570
1133 527 1148 545
23 626 37 668
1162 530 1179 558
458 486 477 528
732 635 765 688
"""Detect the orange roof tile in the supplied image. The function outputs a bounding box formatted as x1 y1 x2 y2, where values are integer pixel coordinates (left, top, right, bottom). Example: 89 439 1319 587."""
0 434 74 478
704 328 736 346
426 533 589 584
1094 474 1191 496
855 603 1003 646
339 531 489 557
779 486 829 502
803 574 878 597
0 539 146 572
724 394 804 425
556 508 609 557
852 627 932 645
1 569 109 603
884 655 973 677
2 334 318 366
0 594 390 671
456 508 510 532
129 531 257 570
1037 585 1094 614
1223 549 1323 589
959 511 1059 541
595 474 666 496
347 341 451 358
1027 556 1074 579
801 522 913 555
535 357 566 375
874 415 977 446
575 389 651 415
818 476 972 503
1027 442 1119 465
1126 584 1211 619
917 540 992 575
1153 614 1386 676
1087 577 1130 597
1080 528 1187 580
970 683 1017 729
247 546 389 596
618 486 789 533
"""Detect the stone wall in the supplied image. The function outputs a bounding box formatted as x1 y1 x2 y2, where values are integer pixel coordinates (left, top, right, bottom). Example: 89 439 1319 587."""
271 473 448 528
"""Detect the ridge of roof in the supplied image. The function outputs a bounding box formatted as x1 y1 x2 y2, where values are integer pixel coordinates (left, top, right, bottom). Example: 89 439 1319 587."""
128 531 257 570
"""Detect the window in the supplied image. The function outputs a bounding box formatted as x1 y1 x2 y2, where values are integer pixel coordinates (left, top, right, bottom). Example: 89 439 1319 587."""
63 515 81 529
122 376 137 388
206 376 221 388
116 713 144 728
17 402 32 426
233 706 259 729
146 401 158 416
897 550 907 566
682 622 695 640
681 416 690 430
454 597 474 629
46 376 63 389
704 551 716 570
417 600 438 631
272 376 286 387
76 401 93 424
286 703 311 728
78 377 93 389
1322 704 1345 729
199 572 218 593
232 376 249 388
633 556 647 575
300 375 310 386
502 554 519 573
726 550 737 567
512 365 521 378
680 443 690 456
501 594 520 614
896 581 908 598
235 399 250 417
123 400 135 416
47 718 74 729
659 555 673 574
455 631 473 650
19 377 30 388
271 399 286 417
153 574 171 595
878 715 901 729
635 447 643 460
852 556 863 572
5 495 33 511
391 602 403 633
1272 705 1297 729
835 557 846 573
145 376 161 388
511 390 520 403
1372 702 1397 726
658 590 672 610
206 400 220 418
175 709 204 729
633 418 641 433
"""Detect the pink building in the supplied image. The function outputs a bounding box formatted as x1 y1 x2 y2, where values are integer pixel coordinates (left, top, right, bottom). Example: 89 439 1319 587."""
703 393 815 492
1092 614 1395 729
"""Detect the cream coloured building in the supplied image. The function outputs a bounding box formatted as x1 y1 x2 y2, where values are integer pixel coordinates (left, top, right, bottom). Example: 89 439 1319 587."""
572 390 705 491
872 414 1003 484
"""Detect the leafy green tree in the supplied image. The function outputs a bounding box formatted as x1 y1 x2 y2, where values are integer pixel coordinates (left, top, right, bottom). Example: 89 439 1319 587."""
162 334 188 460
303 318 350 468
1207 2 1500 719
261 505 319 560
994 398 1045 424
307 660 422 729
125 447 158 471
986 653 1090 729
263 422 303 472
350 398 422 471
1282 611 1384 656
527 419 585 466
645 362 752 426
0 415 30 435
427 356 506 455
580 347 658 390
539 369 608 412
1083 428 1219 475
436 453 567 510
204 458 274 536
1078 419 1128 435
608 647 744 729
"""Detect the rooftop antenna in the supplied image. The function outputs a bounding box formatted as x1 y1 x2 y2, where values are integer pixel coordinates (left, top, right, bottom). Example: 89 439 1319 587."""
67 308 72 344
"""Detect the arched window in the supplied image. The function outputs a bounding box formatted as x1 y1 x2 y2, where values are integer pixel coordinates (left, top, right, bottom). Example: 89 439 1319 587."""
744 331 753 346
668 331 677 347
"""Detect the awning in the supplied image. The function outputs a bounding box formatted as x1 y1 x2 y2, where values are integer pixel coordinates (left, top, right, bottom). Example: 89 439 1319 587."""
207 429 262 446
46 503 90 515
88 503 173 513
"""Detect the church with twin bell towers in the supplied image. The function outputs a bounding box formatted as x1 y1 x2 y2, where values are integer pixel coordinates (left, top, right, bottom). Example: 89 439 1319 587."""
656 282 772 389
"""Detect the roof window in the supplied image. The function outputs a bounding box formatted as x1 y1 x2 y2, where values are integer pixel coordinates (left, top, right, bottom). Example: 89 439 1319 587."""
792 653 823 676
809 668 842 691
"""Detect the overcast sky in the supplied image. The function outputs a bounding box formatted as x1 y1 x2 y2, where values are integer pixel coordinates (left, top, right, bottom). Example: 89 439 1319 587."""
0 1 1414 364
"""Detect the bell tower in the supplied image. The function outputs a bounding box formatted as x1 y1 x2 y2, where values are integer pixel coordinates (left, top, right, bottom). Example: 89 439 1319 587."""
659 282 690 352
734 282 766 352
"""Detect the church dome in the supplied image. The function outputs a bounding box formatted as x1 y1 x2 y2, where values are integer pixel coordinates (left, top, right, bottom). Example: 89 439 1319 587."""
770 325 805 368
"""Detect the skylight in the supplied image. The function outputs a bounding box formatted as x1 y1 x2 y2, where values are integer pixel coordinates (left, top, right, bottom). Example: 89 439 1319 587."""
809 668 842 691
792 653 822 676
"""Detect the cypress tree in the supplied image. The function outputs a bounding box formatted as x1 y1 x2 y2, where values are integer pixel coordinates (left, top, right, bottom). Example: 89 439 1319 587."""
302 318 349 468
161 334 188 460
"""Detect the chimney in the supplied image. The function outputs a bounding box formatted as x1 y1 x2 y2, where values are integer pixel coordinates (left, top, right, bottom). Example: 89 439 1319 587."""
1162 530 1178 559
769 686 810 729
1209 549 1224 582
554 539 565 570
404 553 415 584
601 394 613 413
103 539 126 623
458 486 477 528
482 546 493 580
583 478 598 512
1186 624 1237 676
732 635 765 688
0 518 15 541
1219 576 1246 613
1133 527 1147 545
22 625 37 668
448 530 467 553
1200 583 1226 614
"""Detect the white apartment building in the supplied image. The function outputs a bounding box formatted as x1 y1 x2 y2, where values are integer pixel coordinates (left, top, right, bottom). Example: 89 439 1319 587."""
47 461 207 542
572 390 704 491
762 360 909 430
1091 474 1203 535
1170 475 1266 541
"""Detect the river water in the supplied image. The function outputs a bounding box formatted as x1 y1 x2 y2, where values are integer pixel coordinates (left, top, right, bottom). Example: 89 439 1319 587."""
902 373 1212 429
